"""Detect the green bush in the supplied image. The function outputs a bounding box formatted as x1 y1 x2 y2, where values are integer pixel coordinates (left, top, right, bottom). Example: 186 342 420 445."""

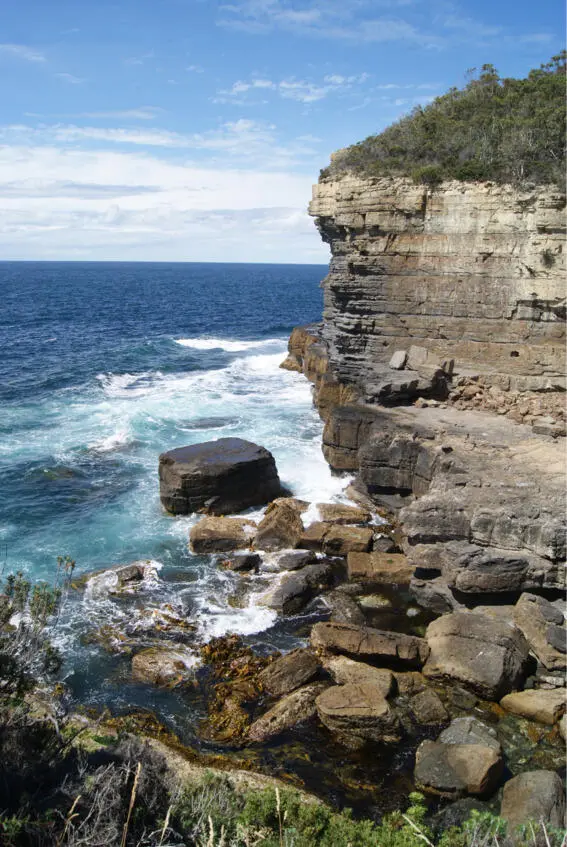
326 54 566 187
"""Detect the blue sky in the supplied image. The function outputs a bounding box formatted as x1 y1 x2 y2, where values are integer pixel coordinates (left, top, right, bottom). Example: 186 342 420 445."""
0 0 564 262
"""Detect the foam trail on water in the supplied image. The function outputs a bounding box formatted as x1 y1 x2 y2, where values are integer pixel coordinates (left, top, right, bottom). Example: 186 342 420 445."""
175 337 282 352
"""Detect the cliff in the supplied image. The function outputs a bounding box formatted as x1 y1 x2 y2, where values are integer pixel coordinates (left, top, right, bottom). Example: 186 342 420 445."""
310 175 565 401
284 175 566 606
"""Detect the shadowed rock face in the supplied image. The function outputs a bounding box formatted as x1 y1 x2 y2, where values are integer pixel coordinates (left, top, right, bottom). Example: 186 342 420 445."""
159 437 284 515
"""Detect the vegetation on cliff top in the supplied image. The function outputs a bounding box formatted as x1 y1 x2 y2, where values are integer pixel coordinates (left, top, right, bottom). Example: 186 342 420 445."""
322 54 566 187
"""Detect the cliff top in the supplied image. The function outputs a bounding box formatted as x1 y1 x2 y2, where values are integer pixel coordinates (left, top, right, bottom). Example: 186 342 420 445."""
321 54 566 189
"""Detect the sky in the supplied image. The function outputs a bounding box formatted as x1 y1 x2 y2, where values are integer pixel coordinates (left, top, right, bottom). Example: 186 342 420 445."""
0 0 564 263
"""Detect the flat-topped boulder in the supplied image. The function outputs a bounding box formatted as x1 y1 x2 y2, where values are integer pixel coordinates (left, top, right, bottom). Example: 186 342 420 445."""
189 516 257 554
311 621 429 668
415 740 503 798
500 689 566 725
159 437 284 515
316 683 402 747
423 612 530 699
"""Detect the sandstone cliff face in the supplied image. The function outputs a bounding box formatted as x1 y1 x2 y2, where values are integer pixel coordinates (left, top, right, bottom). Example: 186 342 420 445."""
309 176 566 399
285 174 566 604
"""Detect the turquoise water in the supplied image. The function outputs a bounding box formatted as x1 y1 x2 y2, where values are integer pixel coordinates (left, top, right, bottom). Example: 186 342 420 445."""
0 261 358 719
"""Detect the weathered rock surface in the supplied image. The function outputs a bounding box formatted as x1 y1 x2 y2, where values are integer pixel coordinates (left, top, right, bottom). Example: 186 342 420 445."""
189 516 256 554
500 689 566 725
439 717 501 752
309 176 565 397
423 612 530 699
415 740 503 798
347 551 413 583
323 590 366 626
322 525 374 555
316 503 371 524
254 499 304 551
260 560 340 615
500 771 566 831
322 655 394 696
316 683 402 746
408 688 449 726
311 622 429 668
274 550 317 571
159 438 283 515
132 647 196 687
248 682 327 742
221 552 262 572
257 649 320 698
513 593 566 671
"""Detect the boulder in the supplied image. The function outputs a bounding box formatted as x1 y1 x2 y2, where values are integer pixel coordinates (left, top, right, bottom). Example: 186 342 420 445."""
409 688 449 725
323 526 374 556
500 771 566 831
311 622 429 668
248 682 327 742
316 503 371 525
389 350 407 370
513 593 566 671
316 683 402 747
254 499 305 551
439 717 501 752
423 612 530 699
132 647 197 687
274 550 317 571
260 560 340 615
500 689 566 725
414 740 503 798
322 656 394 697
298 521 329 551
410 576 461 614
189 516 256 554
348 551 413 583
159 437 283 515
222 552 262 572
258 649 320 698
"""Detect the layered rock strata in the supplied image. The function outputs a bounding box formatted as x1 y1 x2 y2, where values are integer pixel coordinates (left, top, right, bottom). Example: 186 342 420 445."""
284 174 566 606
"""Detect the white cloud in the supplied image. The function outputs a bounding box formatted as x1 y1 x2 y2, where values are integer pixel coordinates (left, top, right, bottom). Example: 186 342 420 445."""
220 72 370 104
0 43 46 62
81 107 164 120
0 143 328 262
186 64 205 73
0 120 319 168
55 72 85 84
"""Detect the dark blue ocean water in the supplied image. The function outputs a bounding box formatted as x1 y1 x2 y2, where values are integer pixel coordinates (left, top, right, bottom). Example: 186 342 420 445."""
0 261 353 720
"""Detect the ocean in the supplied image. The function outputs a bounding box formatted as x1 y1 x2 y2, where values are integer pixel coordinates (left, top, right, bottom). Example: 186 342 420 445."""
0 260 354 727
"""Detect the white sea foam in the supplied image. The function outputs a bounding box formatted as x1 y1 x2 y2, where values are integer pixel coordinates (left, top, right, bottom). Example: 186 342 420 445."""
88 428 132 453
175 337 282 352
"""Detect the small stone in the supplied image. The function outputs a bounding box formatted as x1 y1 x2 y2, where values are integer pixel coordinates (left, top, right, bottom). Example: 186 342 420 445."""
389 350 407 370
409 688 449 725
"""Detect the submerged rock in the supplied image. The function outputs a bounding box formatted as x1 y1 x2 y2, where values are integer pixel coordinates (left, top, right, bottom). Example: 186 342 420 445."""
131 646 197 687
408 688 449 726
423 612 530 699
189 516 257 554
248 682 328 742
500 770 566 832
159 437 284 515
